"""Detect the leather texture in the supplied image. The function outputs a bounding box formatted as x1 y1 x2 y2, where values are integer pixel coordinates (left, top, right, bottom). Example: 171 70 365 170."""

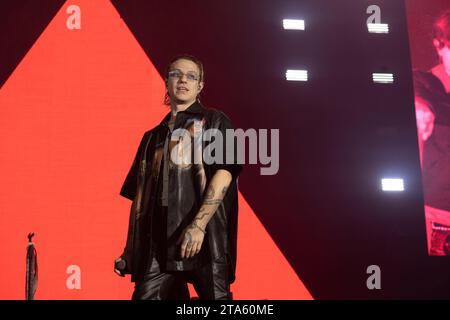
119 101 242 284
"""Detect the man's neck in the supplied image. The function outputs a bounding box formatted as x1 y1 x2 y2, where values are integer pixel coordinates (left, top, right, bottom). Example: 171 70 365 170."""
170 100 195 116
431 63 450 93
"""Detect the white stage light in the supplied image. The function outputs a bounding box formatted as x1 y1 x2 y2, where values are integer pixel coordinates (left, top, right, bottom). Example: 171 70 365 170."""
367 23 389 34
372 73 394 84
286 69 308 81
381 178 404 191
283 19 305 30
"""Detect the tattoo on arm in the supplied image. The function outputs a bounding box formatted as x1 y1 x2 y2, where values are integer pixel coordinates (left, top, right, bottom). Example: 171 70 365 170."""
202 185 226 206
185 231 193 243
205 186 215 199
195 182 228 226
203 199 222 205
195 209 211 221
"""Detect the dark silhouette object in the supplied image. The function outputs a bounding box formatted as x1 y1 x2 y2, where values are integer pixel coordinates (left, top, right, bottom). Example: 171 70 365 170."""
25 233 38 300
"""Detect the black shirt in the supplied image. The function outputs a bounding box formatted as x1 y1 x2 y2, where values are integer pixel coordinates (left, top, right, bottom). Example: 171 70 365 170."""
119 100 243 279
413 70 450 211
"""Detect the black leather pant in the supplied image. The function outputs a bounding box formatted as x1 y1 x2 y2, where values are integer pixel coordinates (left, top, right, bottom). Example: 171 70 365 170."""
131 254 232 300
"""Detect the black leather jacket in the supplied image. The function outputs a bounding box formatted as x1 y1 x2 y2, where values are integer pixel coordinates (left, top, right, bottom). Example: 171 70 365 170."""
119 101 242 283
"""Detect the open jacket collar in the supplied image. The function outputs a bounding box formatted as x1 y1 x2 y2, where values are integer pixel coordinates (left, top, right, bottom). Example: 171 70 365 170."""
159 100 206 127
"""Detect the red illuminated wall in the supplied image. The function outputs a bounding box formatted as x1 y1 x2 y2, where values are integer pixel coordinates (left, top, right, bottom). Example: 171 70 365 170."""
0 0 311 300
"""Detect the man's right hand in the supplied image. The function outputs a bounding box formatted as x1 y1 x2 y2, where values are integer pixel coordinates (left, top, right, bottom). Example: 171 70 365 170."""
114 257 126 277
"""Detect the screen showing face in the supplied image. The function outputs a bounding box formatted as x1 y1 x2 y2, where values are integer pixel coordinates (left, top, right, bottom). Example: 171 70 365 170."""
407 1 450 256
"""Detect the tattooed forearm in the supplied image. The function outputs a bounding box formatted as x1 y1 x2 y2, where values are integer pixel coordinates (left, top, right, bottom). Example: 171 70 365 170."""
202 185 226 205
195 208 211 221
203 199 223 205
205 186 215 199
193 169 233 229
194 214 211 226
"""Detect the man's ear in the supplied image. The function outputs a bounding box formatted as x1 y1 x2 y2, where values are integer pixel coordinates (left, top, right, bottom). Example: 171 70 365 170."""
198 82 204 92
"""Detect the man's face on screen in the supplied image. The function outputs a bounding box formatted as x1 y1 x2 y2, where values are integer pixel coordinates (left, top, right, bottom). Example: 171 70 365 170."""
166 59 204 105
441 46 450 76
434 39 450 76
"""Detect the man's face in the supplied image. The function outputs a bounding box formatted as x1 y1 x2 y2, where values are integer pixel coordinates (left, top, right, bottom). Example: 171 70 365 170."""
166 59 204 105
434 39 450 75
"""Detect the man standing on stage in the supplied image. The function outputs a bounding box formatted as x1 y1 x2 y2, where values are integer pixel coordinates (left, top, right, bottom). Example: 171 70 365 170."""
114 55 242 300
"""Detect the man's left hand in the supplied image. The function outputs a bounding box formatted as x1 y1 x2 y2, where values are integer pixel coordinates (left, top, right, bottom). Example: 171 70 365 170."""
177 224 205 259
